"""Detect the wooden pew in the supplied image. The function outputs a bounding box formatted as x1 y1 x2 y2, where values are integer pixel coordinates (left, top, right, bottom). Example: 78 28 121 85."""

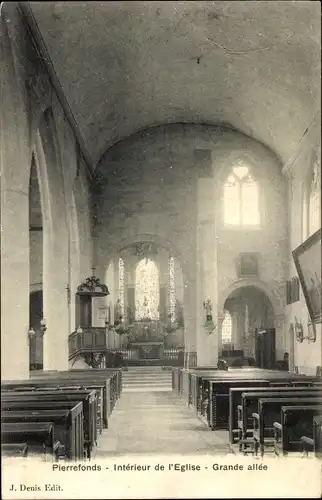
238 389 322 451
31 368 122 412
1 386 101 434
185 368 320 414
252 396 322 457
313 416 322 457
2 422 59 459
2 379 106 429
31 371 118 423
1 407 84 460
273 405 322 456
201 372 321 430
2 443 28 457
301 415 322 457
206 373 302 430
2 393 95 458
230 385 322 444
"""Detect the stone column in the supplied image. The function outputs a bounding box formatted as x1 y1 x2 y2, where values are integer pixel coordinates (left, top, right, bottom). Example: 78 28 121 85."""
34 132 70 371
1 13 31 379
1 190 30 380
42 225 70 370
184 276 197 367
195 150 218 366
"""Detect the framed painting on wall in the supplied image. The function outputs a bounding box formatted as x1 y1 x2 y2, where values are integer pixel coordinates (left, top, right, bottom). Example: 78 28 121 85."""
292 228 322 323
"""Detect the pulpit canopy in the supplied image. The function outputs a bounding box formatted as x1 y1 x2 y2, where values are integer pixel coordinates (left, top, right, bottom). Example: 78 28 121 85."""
77 274 110 297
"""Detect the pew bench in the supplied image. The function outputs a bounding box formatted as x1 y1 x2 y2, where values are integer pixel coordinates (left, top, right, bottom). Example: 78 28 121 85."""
31 374 114 425
2 379 105 431
273 405 322 456
1 401 84 460
31 369 122 414
206 373 299 430
1 422 60 459
1 442 28 457
207 374 321 431
237 390 322 452
2 409 72 460
302 416 322 458
1 390 96 458
252 396 322 457
230 385 322 444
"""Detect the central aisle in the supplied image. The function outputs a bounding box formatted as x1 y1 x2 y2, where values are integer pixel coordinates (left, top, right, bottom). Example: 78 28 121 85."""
93 390 233 457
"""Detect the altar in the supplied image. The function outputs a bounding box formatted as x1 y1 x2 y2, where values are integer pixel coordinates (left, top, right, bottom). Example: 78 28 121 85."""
130 341 164 360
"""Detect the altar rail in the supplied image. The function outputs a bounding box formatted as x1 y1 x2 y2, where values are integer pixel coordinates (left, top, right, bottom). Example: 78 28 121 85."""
109 348 184 361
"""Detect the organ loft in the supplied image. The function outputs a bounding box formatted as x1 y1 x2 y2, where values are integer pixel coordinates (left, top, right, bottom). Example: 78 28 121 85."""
1 0 321 487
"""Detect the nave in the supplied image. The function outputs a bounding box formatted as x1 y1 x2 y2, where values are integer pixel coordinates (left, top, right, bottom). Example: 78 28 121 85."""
93 375 232 458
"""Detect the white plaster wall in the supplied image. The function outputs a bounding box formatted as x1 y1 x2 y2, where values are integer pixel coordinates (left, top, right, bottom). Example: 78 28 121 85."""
284 115 321 375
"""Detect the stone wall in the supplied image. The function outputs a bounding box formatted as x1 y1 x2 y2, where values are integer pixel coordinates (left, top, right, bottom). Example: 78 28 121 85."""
95 123 288 363
1 4 93 378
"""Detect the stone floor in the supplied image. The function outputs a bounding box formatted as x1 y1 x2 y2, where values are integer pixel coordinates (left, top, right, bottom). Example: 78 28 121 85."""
93 391 234 457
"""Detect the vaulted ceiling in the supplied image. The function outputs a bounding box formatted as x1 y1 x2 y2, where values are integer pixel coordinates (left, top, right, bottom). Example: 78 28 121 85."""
28 1 320 168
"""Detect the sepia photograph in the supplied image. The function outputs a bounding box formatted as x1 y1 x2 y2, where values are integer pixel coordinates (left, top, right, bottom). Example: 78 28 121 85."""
1 1 321 498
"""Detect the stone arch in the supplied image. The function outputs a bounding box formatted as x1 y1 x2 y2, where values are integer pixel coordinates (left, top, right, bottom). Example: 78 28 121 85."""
100 232 191 350
218 278 280 318
101 232 190 284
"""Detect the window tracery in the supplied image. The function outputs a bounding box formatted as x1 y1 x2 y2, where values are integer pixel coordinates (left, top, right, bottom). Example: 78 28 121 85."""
168 256 176 320
223 165 260 226
221 310 233 344
118 257 125 317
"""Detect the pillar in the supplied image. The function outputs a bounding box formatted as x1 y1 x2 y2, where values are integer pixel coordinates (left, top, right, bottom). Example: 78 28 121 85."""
1 190 30 380
42 225 70 370
195 150 219 366
1 8 31 379
34 131 70 371
184 277 197 367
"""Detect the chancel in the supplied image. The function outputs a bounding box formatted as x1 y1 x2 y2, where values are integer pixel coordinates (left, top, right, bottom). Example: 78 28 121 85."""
1 0 321 469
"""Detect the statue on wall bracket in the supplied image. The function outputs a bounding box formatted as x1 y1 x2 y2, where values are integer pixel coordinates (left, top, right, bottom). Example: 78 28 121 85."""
203 299 216 334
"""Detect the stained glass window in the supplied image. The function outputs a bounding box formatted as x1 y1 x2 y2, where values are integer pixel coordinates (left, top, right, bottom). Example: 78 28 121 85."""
221 310 233 344
118 257 125 317
168 256 176 320
224 165 260 226
135 258 160 320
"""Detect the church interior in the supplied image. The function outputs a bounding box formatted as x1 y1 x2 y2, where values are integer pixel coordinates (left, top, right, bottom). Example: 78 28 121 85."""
1 1 322 462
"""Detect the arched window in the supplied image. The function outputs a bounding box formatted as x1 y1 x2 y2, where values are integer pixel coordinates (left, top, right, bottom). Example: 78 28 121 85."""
221 310 233 344
118 257 125 317
168 256 176 320
223 165 260 226
135 258 160 320
302 150 321 239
